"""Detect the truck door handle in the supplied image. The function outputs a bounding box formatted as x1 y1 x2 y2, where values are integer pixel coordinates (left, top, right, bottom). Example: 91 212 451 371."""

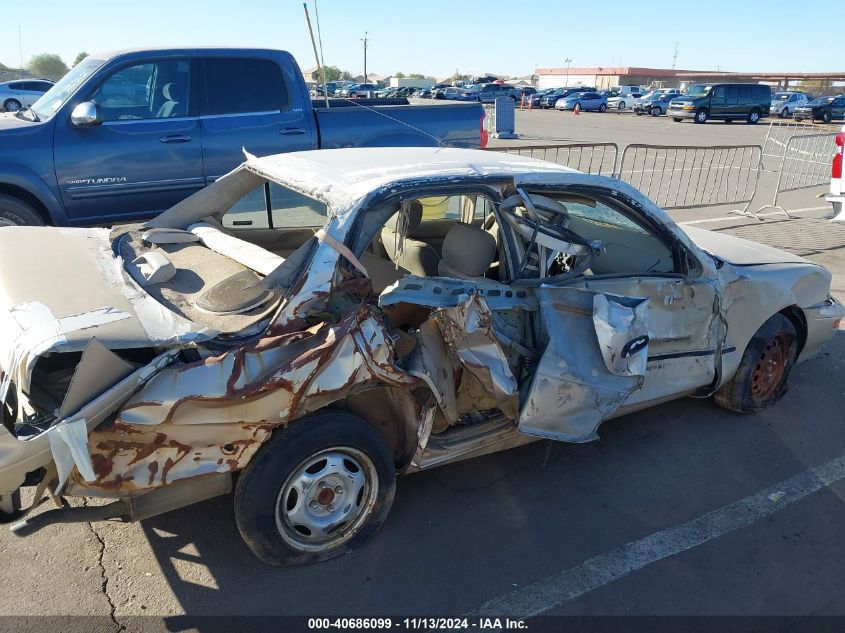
279 128 306 135
159 135 192 143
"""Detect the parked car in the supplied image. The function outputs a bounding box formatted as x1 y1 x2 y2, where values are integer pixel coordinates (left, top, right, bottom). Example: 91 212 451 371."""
539 87 587 109
792 95 845 123
440 87 475 101
555 91 608 112
770 91 810 118
468 83 517 103
529 89 555 108
3 147 841 566
633 92 676 116
0 47 486 227
607 92 644 110
668 83 771 124
0 79 54 112
339 83 379 98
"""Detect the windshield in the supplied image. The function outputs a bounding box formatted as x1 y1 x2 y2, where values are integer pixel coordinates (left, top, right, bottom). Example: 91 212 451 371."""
808 97 833 105
773 92 792 101
30 57 105 121
685 85 712 97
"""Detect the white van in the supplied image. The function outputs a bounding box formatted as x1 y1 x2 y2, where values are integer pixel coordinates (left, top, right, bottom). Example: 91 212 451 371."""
614 85 646 96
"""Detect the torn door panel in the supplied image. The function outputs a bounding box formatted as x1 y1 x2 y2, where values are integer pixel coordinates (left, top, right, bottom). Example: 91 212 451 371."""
67 303 419 496
518 286 649 443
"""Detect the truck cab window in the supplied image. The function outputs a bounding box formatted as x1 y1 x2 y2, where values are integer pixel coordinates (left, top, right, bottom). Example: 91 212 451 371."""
203 58 288 115
90 60 191 122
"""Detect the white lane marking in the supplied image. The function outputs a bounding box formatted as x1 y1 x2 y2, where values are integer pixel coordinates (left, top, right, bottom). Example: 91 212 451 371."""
680 205 830 225
475 452 845 617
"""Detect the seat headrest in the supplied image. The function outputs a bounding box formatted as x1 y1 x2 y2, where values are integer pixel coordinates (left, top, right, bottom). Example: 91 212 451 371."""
162 82 178 101
438 222 496 279
383 201 423 234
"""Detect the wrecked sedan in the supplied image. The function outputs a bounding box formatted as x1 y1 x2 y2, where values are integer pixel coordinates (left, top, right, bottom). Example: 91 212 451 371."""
1 148 842 565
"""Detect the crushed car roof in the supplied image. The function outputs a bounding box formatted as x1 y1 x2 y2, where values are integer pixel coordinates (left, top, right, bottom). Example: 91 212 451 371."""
242 147 576 213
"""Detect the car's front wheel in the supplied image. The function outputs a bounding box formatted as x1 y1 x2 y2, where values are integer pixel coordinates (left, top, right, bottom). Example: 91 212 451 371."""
780 107 789 118
823 111 833 124
0 194 45 227
3 99 21 112
714 313 798 413
618 101 626 110
651 106 662 116
234 410 396 566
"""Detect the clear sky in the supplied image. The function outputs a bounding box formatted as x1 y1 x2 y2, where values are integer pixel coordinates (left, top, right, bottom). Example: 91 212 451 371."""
1 0 840 78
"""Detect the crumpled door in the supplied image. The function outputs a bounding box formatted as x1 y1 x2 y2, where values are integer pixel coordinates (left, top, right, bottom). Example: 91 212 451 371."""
518 286 649 442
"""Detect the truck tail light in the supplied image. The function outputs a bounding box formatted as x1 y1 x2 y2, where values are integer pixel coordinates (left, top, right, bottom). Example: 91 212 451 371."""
833 132 844 180
480 113 488 148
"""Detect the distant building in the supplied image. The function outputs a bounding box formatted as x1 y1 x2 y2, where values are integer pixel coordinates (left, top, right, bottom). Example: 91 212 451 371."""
536 66 845 91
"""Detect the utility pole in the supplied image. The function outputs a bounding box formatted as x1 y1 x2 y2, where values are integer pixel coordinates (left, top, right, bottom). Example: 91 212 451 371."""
564 57 573 85
361 31 368 83
672 42 678 69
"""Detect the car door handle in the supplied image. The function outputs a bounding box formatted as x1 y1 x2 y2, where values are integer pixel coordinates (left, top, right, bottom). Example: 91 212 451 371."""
159 135 192 143
279 128 306 135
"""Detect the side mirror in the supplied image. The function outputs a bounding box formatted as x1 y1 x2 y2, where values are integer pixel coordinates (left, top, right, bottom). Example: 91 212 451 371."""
70 101 101 127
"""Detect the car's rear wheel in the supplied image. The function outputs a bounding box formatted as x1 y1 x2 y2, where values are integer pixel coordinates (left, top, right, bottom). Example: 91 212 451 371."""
3 99 22 112
714 314 798 413
0 194 45 227
234 410 395 566
747 109 761 124
694 108 708 124
651 106 662 116
823 111 833 124
598 103 607 112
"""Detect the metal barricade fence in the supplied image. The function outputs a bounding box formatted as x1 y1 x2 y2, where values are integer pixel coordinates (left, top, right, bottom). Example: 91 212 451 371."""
747 132 838 219
489 143 619 176
615 144 762 210
762 120 839 170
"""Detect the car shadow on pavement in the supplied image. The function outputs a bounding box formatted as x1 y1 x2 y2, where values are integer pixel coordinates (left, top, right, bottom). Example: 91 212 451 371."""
135 332 845 627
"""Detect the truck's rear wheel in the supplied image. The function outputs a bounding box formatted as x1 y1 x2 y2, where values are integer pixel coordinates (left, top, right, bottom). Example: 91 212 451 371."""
0 194 45 227
714 314 798 413
234 410 395 566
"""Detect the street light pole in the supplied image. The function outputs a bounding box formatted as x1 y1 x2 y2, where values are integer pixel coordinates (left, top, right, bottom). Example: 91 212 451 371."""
564 57 573 86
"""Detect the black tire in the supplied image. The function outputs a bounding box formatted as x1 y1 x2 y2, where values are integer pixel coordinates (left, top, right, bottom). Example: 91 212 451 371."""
636 110 644 116
598 103 607 112
3 99 22 112
650 106 661 117
714 314 798 413
618 101 626 109
672 117 683 122
234 410 396 566
780 108 789 119
823 111 832 124
694 108 708 124
0 193 45 227
747 108 761 124
725 118 733 123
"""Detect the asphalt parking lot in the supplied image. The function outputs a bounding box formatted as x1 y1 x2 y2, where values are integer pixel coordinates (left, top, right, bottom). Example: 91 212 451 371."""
2 109 844 631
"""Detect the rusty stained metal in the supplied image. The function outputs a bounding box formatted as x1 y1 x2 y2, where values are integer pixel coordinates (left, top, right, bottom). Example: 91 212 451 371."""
66 301 420 496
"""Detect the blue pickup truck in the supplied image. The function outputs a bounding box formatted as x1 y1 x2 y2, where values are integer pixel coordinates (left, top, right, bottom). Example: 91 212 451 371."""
0 48 486 227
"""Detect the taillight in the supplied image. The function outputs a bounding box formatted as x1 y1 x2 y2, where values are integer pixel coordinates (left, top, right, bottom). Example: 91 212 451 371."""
480 112 488 149
833 132 844 180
